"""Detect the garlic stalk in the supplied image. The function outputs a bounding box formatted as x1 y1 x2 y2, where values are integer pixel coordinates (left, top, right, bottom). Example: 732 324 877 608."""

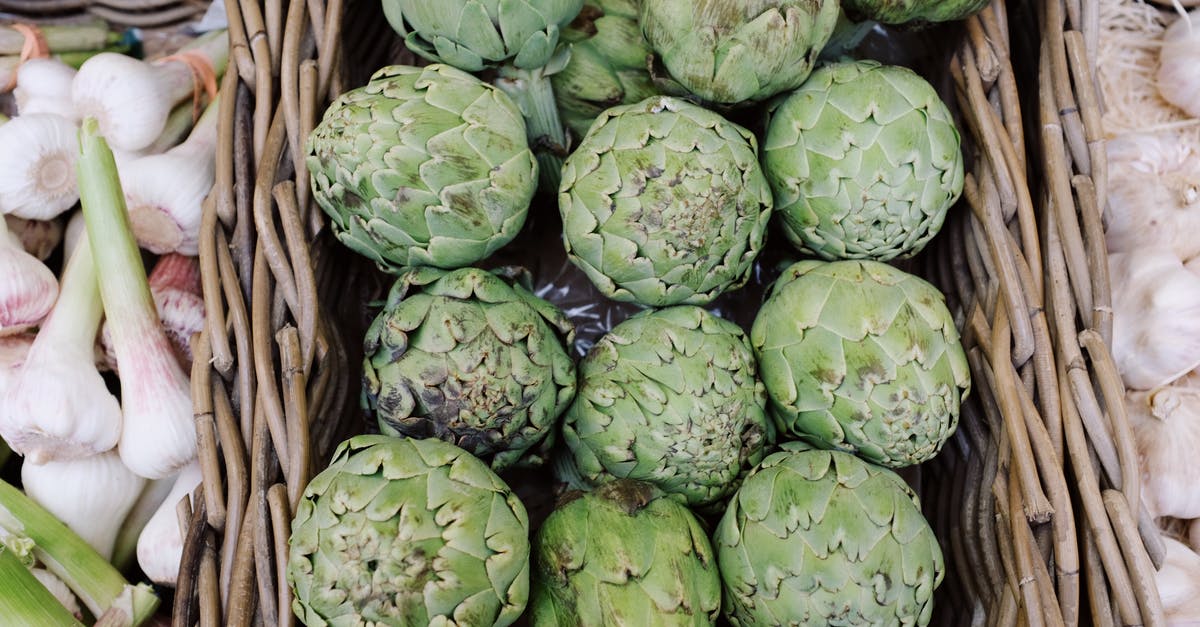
0 113 79 220
1158 536 1200 623
14 58 78 120
103 253 204 372
62 209 85 262
71 30 228 153
5 214 64 261
136 461 200 586
0 20 117 56
1110 248 1200 389
120 98 217 255
1158 9 1200 118
22 450 146 560
1105 133 1200 262
0 538 84 627
0 233 119 463
0 480 159 624
1128 386 1200 518
77 118 197 480
111 474 176 573
0 218 57 336
30 568 84 621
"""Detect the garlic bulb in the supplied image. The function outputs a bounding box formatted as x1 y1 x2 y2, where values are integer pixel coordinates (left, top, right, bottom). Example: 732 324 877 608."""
30 569 83 621
102 254 205 372
1158 10 1200 118
22 450 145 560
71 53 195 153
0 219 58 336
1110 249 1200 389
0 234 120 463
1158 536 1200 623
4 214 63 262
0 334 34 400
1128 386 1200 518
14 58 78 121
136 461 200 586
0 113 79 220
112 474 177 572
1105 133 1200 262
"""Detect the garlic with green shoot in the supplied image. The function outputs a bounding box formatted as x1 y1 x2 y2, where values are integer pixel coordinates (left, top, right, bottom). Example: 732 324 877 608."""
102 253 204 372
1158 9 1200 118
0 219 57 336
22 450 145 560
0 113 79 220
0 234 119 463
1110 249 1200 389
78 117 197 479
136 460 199 586
15 58 78 121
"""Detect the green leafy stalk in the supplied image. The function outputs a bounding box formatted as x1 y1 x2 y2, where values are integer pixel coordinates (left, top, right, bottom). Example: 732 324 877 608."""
0 540 84 626
0 481 159 626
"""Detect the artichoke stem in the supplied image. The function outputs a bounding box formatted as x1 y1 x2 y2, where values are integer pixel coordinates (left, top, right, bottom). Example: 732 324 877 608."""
496 64 568 194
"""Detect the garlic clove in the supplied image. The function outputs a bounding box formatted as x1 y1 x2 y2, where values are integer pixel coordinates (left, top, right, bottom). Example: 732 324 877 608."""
1110 248 1200 389
21 449 145 560
136 460 200 586
0 113 80 221
1129 385 1200 519
0 226 58 337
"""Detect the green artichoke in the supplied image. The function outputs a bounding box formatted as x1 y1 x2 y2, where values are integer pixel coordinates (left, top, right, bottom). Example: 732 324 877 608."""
639 0 841 105
762 60 965 261
362 267 577 470
715 443 944 626
382 0 585 71
559 96 773 307
751 260 970 468
307 64 536 273
531 480 721 626
288 435 530 627
557 306 771 510
552 0 660 139
841 0 989 26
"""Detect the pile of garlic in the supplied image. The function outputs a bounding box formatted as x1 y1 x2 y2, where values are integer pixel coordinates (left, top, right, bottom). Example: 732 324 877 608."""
0 30 223 597
1101 1 1200 621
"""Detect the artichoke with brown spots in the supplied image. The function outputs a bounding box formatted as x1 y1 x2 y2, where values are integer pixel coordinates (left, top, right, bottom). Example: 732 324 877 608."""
362 266 577 471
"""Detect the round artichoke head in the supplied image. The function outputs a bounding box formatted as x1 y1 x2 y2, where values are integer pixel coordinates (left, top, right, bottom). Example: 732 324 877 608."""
287 435 531 627
639 0 841 105
552 0 660 139
559 96 773 307
841 0 989 26
362 266 577 471
382 0 585 70
557 305 771 510
307 64 536 273
763 60 965 262
531 480 721 626
715 444 944 626
750 260 970 468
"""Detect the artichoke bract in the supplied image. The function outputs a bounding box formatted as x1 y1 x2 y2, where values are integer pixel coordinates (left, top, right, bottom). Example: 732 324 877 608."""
640 0 841 105
287 435 530 627
531 480 721 626
841 0 989 26
381 0 585 71
559 96 773 307
763 60 965 262
557 306 771 510
362 267 577 470
715 444 944 626
307 64 536 273
553 0 660 139
751 260 970 468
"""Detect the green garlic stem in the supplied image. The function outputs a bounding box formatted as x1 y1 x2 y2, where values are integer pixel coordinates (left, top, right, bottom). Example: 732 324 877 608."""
0 480 159 626
0 20 115 56
496 64 568 193
0 542 84 627
38 233 104 353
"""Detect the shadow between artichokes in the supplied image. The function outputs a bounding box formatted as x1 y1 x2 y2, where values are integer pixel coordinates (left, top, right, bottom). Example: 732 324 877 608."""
363 266 577 471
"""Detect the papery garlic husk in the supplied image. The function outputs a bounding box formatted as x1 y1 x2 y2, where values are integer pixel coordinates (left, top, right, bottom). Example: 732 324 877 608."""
0 113 80 220
0 235 120 463
1110 248 1200 389
30 568 83 621
4 215 64 262
136 460 200 586
1128 386 1200 519
15 58 79 121
1157 10 1200 119
71 53 193 153
0 225 58 337
1105 133 1200 262
22 450 146 560
1158 536 1200 623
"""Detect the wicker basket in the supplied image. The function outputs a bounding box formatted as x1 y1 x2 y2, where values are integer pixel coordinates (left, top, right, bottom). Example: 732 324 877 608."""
2 0 1163 624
